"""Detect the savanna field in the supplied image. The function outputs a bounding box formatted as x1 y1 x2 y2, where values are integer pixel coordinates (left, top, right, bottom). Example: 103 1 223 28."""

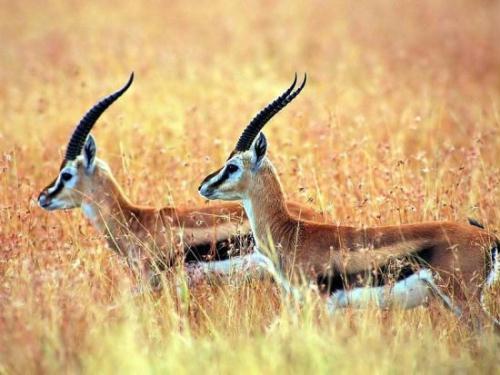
1 0 500 373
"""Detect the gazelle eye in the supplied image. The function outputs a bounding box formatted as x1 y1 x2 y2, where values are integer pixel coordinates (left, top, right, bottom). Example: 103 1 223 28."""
227 164 239 174
61 172 73 181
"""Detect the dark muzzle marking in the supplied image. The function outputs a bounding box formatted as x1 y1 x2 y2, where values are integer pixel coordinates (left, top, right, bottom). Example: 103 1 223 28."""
41 177 64 200
50 180 64 197
199 167 222 191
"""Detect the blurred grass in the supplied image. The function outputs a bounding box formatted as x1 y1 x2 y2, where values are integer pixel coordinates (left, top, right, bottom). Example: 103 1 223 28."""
0 0 499 373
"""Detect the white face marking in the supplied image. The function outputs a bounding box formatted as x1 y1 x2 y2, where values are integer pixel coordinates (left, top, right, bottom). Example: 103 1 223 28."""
47 165 78 194
40 163 80 210
199 156 246 200
47 183 58 195
46 175 61 195
61 167 78 189
40 157 111 212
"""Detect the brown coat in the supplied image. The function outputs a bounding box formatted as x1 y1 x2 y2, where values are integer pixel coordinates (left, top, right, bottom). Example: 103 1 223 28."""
245 160 497 307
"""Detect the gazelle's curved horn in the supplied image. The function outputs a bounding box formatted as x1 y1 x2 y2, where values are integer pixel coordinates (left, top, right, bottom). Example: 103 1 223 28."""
63 72 134 163
235 73 306 152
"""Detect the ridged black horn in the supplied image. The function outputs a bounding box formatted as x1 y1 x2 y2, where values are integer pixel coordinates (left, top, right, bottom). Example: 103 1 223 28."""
235 73 306 152
63 72 134 163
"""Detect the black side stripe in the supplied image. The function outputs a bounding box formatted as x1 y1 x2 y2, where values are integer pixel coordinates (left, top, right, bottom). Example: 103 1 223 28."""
184 233 254 263
318 247 435 294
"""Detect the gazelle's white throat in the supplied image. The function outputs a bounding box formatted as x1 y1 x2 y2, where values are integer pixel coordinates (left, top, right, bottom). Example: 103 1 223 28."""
81 202 99 225
242 199 256 236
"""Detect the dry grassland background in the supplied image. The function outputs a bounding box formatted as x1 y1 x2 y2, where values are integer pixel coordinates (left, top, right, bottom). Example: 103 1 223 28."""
0 0 499 373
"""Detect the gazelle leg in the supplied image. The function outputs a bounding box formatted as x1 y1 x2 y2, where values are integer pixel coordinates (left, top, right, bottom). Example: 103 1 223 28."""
125 254 164 296
247 249 303 303
447 245 500 331
419 277 462 318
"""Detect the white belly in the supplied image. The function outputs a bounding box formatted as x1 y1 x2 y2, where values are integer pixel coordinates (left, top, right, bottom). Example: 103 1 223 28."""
327 269 436 311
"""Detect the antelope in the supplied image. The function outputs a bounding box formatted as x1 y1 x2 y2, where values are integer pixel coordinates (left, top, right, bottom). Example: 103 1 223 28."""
37 73 322 291
198 74 500 328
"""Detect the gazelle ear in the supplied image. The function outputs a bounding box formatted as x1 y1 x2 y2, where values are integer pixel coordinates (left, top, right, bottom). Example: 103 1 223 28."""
82 134 97 173
250 132 267 170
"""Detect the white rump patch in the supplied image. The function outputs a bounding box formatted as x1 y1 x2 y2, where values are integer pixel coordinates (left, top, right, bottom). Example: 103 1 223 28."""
480 246 500 327
486 246 499 287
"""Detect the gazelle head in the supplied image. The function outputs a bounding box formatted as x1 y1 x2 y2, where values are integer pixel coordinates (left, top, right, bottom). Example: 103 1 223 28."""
38 73 134 211
198 74 306 201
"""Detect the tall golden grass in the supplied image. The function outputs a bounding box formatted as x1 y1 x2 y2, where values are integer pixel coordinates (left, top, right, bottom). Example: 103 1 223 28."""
0 0 499 373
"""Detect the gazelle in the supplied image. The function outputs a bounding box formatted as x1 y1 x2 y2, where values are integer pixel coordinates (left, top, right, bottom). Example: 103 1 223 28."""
37 73 322 290
198 74 500 328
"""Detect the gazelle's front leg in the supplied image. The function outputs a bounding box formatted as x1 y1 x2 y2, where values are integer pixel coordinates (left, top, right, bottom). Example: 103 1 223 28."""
124 249 158 296
244 249 302 302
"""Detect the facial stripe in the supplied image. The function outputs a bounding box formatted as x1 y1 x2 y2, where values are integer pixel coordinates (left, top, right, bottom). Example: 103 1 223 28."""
46 176 64 196
199 151 241 191
45 168 76 198
199 167 222 190
45 164 79 196
210 166 232 189
48 180 64 197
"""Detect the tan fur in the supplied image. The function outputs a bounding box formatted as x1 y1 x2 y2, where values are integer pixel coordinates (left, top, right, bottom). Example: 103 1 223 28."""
39 157 323 278
205 152 498 321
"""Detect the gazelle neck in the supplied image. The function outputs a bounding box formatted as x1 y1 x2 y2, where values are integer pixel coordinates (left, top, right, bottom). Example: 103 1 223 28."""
242 159 296 254
79 162 135 251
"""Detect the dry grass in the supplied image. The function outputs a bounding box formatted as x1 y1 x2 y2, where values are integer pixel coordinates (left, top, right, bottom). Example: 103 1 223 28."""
1 0 500 373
